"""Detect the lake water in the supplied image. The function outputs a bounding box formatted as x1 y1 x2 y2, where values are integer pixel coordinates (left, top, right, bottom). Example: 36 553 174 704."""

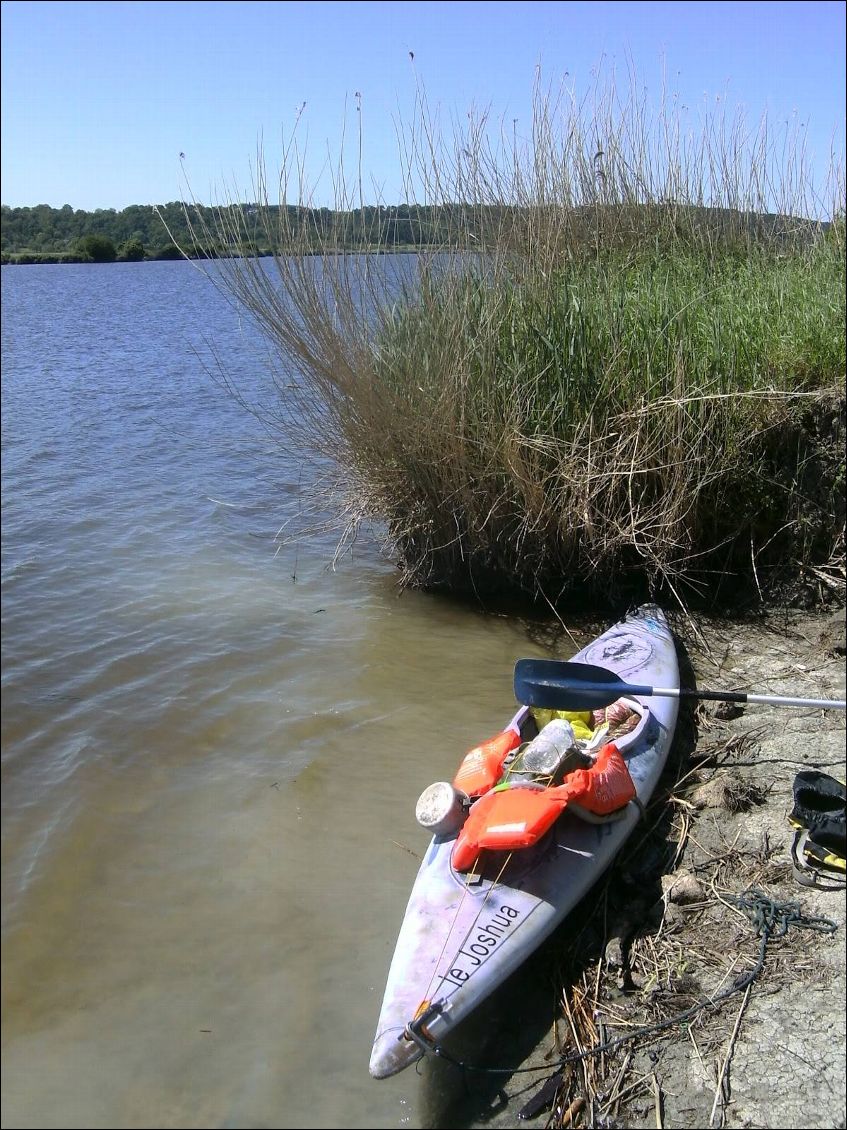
1 259 569 1130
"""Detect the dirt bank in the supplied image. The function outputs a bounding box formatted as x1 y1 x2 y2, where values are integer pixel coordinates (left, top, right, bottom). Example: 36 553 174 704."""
418 605 846 1130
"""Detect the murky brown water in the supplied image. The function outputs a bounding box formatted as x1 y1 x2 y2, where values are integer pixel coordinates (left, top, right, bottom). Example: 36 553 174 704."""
1 261 565 1129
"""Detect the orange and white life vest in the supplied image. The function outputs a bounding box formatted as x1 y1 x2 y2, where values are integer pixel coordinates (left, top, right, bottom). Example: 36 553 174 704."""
452 727 522 798
451 742 636 872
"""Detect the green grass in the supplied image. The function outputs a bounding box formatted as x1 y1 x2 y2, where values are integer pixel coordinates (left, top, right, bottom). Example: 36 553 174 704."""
186 70 846 610
349 232 844 605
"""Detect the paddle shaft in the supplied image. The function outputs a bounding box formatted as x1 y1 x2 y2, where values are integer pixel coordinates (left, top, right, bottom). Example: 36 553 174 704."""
514 659 847 711
581 682 846 710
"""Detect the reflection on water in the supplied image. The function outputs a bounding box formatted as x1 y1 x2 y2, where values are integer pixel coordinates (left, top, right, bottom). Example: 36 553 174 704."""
1 261 570 1129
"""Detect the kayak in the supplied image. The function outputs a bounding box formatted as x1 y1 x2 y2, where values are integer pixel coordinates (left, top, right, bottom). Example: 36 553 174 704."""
369 604 679 1079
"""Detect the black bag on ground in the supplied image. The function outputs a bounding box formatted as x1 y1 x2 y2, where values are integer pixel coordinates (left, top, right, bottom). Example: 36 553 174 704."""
789 770 846 888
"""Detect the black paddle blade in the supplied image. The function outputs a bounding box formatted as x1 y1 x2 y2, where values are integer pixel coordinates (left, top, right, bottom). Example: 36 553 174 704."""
514 659 644 711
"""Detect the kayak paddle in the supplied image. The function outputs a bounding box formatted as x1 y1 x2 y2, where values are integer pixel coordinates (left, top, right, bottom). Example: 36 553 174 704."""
514 658 847 712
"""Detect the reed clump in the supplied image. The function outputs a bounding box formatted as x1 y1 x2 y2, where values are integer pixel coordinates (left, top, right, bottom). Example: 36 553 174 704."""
185 73 846 610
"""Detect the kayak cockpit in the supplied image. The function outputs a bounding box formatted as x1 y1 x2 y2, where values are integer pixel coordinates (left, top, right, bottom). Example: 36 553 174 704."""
414 696 651 877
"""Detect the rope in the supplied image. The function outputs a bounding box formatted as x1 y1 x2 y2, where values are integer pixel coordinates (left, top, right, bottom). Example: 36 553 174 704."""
420 851 516 1009
727 887 839 943
414 888 838 1081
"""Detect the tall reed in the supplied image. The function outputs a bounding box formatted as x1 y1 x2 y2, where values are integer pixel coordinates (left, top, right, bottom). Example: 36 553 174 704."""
179 70 845 609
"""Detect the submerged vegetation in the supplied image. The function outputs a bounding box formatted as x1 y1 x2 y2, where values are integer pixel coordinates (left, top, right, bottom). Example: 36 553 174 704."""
181 73 844 611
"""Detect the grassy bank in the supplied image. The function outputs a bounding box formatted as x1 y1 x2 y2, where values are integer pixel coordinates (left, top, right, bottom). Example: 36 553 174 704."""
361 235 844 606
186 74 845 611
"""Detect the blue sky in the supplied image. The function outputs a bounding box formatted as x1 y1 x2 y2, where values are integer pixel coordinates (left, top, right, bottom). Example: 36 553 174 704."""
1 0 844 212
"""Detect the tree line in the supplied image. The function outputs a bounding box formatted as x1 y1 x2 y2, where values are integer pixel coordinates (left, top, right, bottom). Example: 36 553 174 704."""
2 200 829 266
0 201 455 263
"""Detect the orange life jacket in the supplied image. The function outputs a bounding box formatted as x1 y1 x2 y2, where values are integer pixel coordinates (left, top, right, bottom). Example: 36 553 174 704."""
452 727 522 798
451 742 636 872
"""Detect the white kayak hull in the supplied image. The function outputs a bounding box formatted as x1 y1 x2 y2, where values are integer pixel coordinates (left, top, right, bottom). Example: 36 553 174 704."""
369 604 679 1079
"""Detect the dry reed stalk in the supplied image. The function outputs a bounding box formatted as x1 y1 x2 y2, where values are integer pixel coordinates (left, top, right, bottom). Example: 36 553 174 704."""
170 64 844 607
709 983 753 1128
